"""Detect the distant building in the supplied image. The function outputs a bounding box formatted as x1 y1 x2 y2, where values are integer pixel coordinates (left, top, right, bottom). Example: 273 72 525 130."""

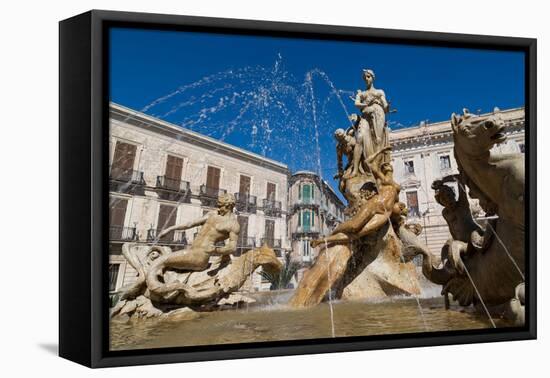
288 171 346 281
108 102 290 293
389 107 525 254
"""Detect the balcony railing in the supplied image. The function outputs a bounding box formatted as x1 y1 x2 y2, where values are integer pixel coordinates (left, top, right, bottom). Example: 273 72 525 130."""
260 237 282 249
109 226 138 242
109 167 145 184
237 237 256 248
262 199 282 216
156 176 190 193
200 185 227 198
146 229 188 246
296 197 320 206
235 192 257 213
296 225 320 234
292 225 320 240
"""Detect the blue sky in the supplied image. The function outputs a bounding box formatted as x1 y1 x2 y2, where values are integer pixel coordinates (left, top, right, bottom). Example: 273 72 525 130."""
109 28 525 192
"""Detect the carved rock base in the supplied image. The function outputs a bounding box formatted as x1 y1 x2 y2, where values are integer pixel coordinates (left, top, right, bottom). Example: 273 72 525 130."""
289 224 420 307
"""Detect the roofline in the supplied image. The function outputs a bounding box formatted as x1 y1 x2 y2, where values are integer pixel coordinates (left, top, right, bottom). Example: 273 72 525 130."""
390 106 525 137
109 102 289 174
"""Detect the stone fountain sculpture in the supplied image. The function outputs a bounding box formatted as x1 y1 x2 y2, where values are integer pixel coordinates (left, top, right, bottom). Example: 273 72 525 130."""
411 109 525 325
111 193 283 320
290 70 428 307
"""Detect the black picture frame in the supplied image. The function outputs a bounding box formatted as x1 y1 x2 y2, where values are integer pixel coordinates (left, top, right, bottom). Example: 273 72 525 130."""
59 9 537 368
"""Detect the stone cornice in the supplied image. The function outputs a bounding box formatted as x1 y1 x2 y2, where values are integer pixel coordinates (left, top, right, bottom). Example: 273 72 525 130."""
110 102 290 176
390 107 525 151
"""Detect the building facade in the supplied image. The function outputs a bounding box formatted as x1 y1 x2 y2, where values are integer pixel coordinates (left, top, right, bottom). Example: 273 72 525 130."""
389 107 525 254
288 171 346 280
108 103 290 293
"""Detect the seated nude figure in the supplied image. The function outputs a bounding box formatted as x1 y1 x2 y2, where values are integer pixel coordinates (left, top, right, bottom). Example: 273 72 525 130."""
146 193 240 294
311 146 399 248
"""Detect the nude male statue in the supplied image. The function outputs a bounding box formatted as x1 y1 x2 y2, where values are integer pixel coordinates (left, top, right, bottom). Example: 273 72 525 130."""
146 193 240 294
311 146 399 247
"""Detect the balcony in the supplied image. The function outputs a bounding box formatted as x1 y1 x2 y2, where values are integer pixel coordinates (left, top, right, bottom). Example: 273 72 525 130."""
293 197 320 211
262 199 282 217
109 226 139 242
292 225 320 240
199 185 227 207
260 237 282 249
109 166 146 195
238 236 256 249
156 176 191 202
146 229 188 246
234 192 257 213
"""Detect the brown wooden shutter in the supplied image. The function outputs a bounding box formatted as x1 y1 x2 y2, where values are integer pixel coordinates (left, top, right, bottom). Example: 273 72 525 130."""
266 182 276 200
406 191 419 216
109 198 128 240
239 175 251 194
237 215 249 241
110 198 128 227
157 204 177 241
206 166 221 189
265 219 275 240
165 155 183 180
111 141 137 180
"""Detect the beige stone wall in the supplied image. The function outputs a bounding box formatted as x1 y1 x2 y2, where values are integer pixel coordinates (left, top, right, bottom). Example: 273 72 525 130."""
108 104 290 292
390 107 525 255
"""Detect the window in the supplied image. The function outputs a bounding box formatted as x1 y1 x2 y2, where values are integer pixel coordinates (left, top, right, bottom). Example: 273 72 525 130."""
266 182 276 201
301 183 314 203
301 209 315 231
302 240 311 257
518 143 525 153
237 216 249 254
439 155 451 170
239 175 251 194
206 166 221 190
156 204 177 242
164 155 183 189
404 160 415 174
111 141 137 180
406 191 420 217
109 198 128 240
264 219 275 241
109 264 120 292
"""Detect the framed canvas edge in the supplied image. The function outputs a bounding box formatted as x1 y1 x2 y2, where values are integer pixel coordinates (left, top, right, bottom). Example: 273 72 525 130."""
58 9 537 368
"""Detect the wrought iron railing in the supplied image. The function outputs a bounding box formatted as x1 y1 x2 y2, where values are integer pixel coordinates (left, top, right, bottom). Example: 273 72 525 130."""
235 192 257 212
109 166 145 184
109 226 138 241
146 229 188 245
237 237 256 248
156 176 191 193
260 237 282 249
199 185 227 198
262 199 282 216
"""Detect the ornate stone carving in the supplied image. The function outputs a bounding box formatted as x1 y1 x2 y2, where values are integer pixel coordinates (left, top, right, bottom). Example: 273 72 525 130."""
111 194 283 320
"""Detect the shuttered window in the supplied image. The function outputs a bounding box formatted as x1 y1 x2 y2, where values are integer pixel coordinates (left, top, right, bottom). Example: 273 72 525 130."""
237 215 249 241
265 219 275 240
157 204 177 241
239 175 251 194
266 182 276 201
111 141 136 180
109 198 128 240
108 264 120 292
206 166 221 189
406 191 420 217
